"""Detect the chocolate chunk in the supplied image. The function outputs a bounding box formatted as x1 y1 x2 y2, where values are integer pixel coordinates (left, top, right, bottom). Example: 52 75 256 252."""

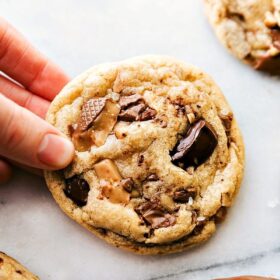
254 54 280 75
135 200 176 229
120 178 134 193
138 155 144 166
118 103 146 121
118 94 157 122
214 207 227 223
119 94 143 109
79 98 106 131
173 187 196 203
219 112 233 131
139 107 157 121
64 176 90 206
271 29 280 51
193 217 207 235
171 120 218 168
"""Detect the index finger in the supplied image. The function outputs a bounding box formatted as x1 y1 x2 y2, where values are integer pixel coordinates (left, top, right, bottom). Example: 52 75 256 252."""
0 17 70 101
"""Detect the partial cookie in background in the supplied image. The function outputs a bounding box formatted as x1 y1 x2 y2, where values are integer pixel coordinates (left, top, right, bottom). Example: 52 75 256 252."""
203 0 280 74
216 276 278 280
0 252 39 280
44 56 244 255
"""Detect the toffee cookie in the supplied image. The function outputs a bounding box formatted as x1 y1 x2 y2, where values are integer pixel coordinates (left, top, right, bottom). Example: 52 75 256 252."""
44 56 244 254
204 0 280 74
0 252 39 280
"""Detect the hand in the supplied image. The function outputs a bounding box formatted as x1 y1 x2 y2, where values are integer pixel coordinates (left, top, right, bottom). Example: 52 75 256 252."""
0 17 74 184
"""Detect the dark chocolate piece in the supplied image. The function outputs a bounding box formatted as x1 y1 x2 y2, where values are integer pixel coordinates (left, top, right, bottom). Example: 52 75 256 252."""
271 29 280 51
173 187 196 203
118 94 157 122
171 120 218 168
135 200 176 229
254 54 280 75
79 98 106 131
120 178 134 193
119 94 143 109
118 103 146 121
214 207 227 223
139 107 157 121
64 176 90 206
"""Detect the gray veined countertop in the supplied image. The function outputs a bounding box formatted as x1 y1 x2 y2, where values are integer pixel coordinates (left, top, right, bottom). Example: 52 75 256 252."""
0 0 280 279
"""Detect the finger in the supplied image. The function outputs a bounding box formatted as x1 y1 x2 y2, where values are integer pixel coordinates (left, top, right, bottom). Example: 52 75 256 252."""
0 94 74 170
0 159 12 184
0 17 69 101
0 74 50 118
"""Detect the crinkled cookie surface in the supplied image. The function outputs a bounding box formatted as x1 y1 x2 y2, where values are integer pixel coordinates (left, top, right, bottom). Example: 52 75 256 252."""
44 56 244 254
0 252 39 280
204 0 280 74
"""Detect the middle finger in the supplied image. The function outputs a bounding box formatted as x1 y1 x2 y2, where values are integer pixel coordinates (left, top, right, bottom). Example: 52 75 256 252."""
0 73 50 119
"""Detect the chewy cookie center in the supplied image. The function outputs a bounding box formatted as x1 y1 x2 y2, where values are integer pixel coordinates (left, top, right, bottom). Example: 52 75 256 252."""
62 88 224 239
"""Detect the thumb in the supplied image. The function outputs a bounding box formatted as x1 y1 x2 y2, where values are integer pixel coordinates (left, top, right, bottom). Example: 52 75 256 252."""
0 94 74 170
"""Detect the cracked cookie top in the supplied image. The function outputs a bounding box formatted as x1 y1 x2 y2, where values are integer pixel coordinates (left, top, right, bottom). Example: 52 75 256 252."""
204 0 280 74
44 56 244 253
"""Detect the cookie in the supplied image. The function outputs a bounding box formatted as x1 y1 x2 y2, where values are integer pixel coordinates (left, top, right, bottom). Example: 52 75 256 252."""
0 252 39 280
204 0 280 74
44 56 244 255
216 277 277 280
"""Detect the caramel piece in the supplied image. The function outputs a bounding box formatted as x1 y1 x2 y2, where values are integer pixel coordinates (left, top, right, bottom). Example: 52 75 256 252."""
102 184 130 204
92 100 120 146
94 159 122 182
71 129 95 152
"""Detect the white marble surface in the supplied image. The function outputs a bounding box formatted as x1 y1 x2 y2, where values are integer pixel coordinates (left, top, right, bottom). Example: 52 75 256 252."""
0 0 280 279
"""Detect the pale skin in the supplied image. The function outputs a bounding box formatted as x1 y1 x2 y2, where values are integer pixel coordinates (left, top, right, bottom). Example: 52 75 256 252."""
0 17 75 184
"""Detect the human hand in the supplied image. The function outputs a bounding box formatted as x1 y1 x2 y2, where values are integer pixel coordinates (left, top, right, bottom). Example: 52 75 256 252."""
0 17 74 184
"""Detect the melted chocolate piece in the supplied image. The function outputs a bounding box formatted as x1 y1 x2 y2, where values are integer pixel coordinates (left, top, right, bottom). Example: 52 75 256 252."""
119 178 134 193
254 54 280 75
118 94 157 122
64 176 90 206
136 200 176 229
173 187 196 203
118 103 146 121
214 207 227 223
271 29 280 51
139 107 157 121
119 94 143 109
171 120 218 168
79 98 106 131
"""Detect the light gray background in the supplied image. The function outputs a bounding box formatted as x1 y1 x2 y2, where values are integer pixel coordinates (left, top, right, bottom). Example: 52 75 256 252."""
0 0 280 279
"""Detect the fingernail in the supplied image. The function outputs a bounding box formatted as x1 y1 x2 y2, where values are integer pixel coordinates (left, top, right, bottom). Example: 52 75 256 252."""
37 134 74 169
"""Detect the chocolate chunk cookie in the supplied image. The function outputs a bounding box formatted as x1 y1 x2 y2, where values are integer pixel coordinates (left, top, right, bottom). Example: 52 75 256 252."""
204 0 280 74
44 56 244 254
0 252 39 280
